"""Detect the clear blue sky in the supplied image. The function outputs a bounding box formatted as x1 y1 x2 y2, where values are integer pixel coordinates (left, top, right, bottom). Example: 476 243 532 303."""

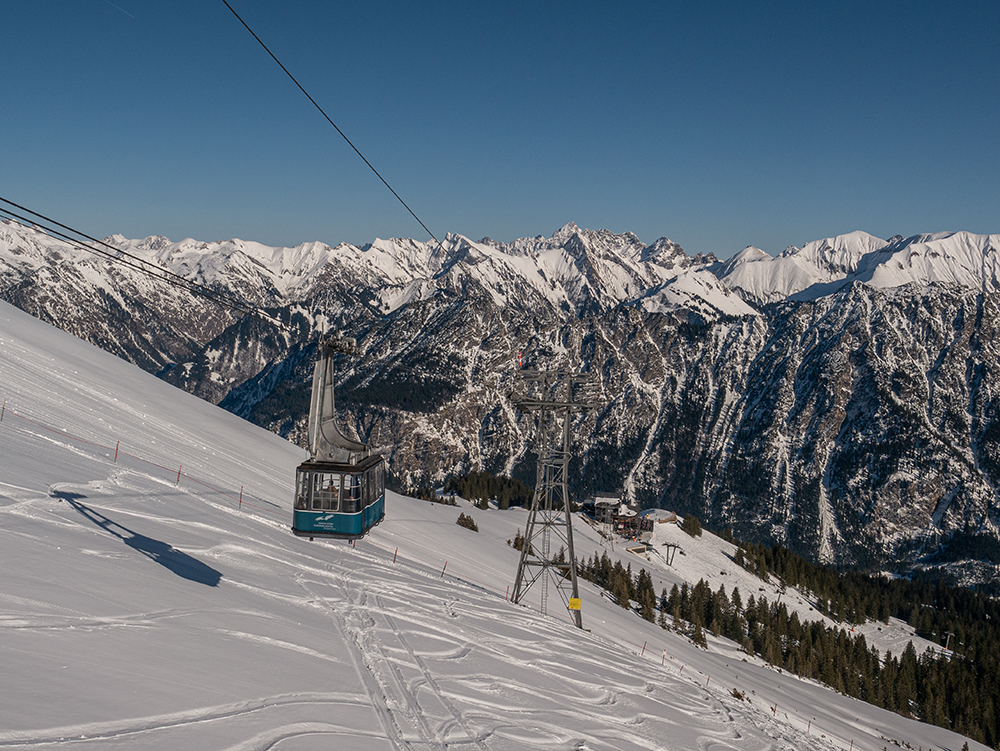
4 1 999 258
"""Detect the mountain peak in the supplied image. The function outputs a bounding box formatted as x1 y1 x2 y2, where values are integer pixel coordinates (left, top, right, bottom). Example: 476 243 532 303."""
640 237 686 265
552 222 581 240
718 245 769 277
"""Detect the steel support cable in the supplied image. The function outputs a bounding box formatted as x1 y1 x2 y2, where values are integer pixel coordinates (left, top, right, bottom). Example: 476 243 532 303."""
0 207 205 295
220 0 456 270
0 208 264 323
3 0 468 340
0 197 289 332
0 199 264 318
0 197 229 294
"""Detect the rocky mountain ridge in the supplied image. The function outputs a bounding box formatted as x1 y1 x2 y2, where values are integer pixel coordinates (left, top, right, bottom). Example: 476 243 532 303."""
2 218 999 591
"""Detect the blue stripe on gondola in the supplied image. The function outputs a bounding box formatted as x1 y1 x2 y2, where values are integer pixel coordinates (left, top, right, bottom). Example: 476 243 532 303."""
292 495 385 538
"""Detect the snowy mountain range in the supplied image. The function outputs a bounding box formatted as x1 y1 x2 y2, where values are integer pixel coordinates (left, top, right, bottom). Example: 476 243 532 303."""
3 218 1000 592
721 230 1000 305
0 298 986 751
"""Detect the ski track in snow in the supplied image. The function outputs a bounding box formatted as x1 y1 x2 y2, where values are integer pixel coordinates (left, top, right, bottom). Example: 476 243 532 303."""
0 694 381 749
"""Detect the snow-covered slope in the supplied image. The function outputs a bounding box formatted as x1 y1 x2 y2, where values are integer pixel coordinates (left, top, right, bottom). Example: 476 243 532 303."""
718 231 892 305
633 268 758 319
865 231 1000 291
0 299 984 751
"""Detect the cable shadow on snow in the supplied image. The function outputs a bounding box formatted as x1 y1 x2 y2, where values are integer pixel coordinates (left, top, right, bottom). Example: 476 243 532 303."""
56 492 222 587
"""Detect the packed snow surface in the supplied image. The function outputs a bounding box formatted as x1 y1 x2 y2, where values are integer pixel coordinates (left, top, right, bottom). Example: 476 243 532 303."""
0 300 985 750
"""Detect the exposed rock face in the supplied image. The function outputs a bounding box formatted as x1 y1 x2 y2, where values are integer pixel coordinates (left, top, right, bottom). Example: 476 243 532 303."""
3 218 999 589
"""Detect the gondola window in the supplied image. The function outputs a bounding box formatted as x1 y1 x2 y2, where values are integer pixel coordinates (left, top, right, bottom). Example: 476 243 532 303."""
311 473 342 511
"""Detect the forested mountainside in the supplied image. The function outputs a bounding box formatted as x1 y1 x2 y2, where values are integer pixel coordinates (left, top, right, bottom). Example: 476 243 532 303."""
3 218 999 590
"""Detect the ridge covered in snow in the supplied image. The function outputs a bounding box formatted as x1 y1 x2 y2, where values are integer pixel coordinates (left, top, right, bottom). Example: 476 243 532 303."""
102 221 744 319
2 219 750 323
717 230 1000 306
8 221 1000 319
8 220 1000 325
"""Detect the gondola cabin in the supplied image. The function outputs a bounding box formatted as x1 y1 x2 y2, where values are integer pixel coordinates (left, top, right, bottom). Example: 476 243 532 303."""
293 456 385 538
292 336 385 540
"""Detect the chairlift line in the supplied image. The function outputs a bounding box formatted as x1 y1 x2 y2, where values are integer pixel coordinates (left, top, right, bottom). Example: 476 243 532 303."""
220 0 497 540
0 196 289 333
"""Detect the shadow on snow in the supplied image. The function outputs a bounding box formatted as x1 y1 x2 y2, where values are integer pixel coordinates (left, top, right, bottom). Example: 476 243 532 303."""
56 492 222 587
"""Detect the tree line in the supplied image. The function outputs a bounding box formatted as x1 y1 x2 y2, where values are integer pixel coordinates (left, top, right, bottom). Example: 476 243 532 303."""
577 542 1000 748
444 470 534 509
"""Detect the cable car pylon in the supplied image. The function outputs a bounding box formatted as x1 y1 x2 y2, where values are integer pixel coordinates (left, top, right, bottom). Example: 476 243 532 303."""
509 368 597 629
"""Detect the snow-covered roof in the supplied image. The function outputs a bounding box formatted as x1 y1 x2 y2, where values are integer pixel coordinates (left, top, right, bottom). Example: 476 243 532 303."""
639 508 677 522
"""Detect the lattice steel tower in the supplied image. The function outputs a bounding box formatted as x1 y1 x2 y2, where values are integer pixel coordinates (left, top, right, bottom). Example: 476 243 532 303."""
509 369 595 629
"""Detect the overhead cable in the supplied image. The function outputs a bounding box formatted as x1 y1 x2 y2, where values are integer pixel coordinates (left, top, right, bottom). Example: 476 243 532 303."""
220 0 456 269
0 196 289 333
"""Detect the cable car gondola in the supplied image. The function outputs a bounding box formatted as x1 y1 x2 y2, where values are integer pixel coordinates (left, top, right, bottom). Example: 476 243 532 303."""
292 336 385 540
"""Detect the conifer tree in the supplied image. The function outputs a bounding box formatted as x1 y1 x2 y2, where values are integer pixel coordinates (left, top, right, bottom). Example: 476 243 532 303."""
636 568 657 623
692 621 708 648
679 582 692 624
667 583 682 627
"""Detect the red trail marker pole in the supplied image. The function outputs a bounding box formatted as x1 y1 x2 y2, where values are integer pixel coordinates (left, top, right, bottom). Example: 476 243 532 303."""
239 486 243 510
176 465 182 484
114 441 119 463
441 561 448 577
393 547 398 563
641 641 646 656
1 399 6 422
